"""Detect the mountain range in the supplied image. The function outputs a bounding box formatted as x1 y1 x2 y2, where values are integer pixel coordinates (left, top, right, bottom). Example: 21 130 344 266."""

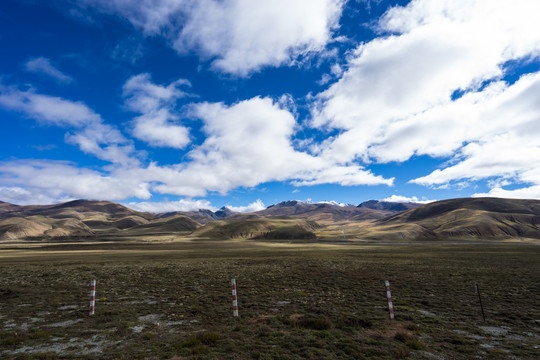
1 197 539 241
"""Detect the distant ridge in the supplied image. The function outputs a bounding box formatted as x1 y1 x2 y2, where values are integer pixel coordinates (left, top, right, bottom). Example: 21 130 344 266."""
158 207 237 224
215 206 236 219
358 200 421 212
2 197 540 241
266 200 300 208
256 200 393 222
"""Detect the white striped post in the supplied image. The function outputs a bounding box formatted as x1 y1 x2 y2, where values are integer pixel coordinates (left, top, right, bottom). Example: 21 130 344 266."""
89 280 96 316
231 279 239 317
385 280 394 320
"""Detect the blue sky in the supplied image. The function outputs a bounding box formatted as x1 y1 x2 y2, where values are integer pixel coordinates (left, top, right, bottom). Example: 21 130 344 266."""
1 0 540 213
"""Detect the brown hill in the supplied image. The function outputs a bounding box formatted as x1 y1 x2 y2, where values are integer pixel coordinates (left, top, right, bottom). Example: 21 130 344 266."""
358 200 422 212
0 200 156 239
38 200 156 221
158 208 234 224
255 201 392 223
0 201 20 213
0 200 155 221
0 216 94 240
43 218 94 238
0 199 204 240
193 217 319 240
375 197 540 239
2 197 539 241
124 215 200 235
0 217 53 240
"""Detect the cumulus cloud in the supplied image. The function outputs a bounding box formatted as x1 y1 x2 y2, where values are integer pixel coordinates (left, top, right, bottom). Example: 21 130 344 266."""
313 0 540 129
145 96 392 197
79 0 345 76
0 85 137 165
410 73 540 188
7 0 540 204
25 57 73 83
87 97 391 200
473 185 540 200
315 200 349 207
123 73 192 149
310 0 540 197
147 96 311 196
382 195 435 204
0 186 69 205
292 165 392 187
127 199 266 214
123 73 191 113
225 199 266 213
175 0 345 76
0 85 100 127
126 198 217 213
0 160 151 203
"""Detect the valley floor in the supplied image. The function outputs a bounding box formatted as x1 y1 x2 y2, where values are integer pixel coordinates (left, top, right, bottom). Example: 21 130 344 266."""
0 240 539 359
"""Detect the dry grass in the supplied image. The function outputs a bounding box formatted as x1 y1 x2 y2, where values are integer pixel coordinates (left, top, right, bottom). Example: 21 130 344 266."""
0 240 538 359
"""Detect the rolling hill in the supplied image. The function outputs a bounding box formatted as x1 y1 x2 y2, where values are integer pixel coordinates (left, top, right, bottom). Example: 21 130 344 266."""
358 200 422 212
1 197 540 241
371 197 540 239
192 217 320 240
255 200 394 223
123 215 201 235
0 200 159 240
159 207 237 224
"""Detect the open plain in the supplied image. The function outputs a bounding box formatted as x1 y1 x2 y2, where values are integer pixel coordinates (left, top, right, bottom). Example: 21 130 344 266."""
1 239 538 359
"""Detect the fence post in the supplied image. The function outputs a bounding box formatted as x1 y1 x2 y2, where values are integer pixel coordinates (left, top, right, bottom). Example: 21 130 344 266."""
89 280 96 316
475 283 486 321
385 280 394 320
232 279 239 317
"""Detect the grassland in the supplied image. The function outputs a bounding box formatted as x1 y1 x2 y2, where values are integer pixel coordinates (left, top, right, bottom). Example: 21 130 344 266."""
0 239 539 359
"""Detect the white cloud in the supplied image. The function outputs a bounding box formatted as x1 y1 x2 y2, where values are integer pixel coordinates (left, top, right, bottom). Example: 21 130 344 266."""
149 96 312 196
312 0 540 132
126 198 217 213
66 124 137 165
130 110 191 149
123 73 190 113
0 85 137 165
0 186 69 205
176 0 345 76
382 195 435 204
143 96 392 197
473 186 540 200
410 72 540 187
123 73 192 149
9 0 540 204
0 160 151 203
291 165 392 187
80 0 345 76
309 0 540 198
25 57 73 83
225 199 266 213
316 200 348 207
0 86 100 127
126 198 265 214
